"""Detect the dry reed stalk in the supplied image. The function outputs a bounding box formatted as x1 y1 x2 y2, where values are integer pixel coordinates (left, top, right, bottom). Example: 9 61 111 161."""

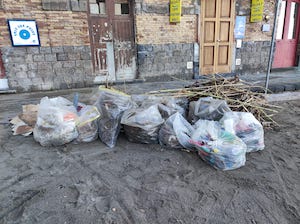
147 76 281 127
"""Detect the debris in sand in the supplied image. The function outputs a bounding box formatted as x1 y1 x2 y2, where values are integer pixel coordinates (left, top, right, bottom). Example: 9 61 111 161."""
10 104 38 136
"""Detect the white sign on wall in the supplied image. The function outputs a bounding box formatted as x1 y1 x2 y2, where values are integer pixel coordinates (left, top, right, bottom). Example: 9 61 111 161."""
8 20 40 47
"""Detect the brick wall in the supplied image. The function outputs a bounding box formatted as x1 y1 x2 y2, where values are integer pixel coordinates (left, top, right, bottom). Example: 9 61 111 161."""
136 15 197 45
236 0 275 42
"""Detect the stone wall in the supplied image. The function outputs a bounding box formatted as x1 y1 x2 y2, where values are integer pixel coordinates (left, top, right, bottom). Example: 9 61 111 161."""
1 46 93 92
137 43 194 80
236 41 271 75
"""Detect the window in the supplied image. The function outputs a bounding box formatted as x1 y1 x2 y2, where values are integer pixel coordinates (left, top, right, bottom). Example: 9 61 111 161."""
276 1 286 40
90 0 106 15
288 2 299 39
115 0 129 15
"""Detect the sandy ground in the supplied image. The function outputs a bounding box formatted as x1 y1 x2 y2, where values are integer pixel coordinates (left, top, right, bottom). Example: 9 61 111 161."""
0 88 299 224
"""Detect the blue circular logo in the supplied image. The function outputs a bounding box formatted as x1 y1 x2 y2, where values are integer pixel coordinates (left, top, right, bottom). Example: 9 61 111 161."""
19 29 31 40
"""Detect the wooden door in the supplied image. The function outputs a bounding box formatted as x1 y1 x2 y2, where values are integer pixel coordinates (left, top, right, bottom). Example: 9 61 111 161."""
273 0 300 68
200 0 235 75
113 0 136 80
88 0 136 81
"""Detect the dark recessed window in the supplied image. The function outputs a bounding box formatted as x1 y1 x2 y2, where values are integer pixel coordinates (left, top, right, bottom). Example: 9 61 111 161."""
115 0 129 15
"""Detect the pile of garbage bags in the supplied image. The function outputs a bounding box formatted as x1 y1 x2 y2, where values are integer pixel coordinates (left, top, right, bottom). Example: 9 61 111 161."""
32 87 265 171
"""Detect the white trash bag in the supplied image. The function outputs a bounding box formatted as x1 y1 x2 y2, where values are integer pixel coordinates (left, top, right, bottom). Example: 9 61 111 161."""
220 112 265 152
190 120 247 171
33 97 78 146
75 105 100 143
159 112 194 150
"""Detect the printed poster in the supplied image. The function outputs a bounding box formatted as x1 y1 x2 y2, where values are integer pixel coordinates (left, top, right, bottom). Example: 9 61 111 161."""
250 0 265 22
8 20 40 46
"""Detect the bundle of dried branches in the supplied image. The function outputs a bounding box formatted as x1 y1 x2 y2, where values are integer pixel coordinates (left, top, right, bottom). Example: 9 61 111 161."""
146 76 281 127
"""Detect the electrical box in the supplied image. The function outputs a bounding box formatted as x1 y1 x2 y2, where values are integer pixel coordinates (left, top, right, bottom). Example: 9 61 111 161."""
236 39 242 48
262 24 270 32
187 61 193 69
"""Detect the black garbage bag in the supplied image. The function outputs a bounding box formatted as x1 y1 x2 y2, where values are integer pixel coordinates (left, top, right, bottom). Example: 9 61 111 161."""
121 105 164 144
188 97 231 124
94 87 134 148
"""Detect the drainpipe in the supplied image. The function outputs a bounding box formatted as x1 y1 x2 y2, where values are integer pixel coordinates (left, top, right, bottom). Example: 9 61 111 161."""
0 49 5 79
265 0 281 94
194 1 200 79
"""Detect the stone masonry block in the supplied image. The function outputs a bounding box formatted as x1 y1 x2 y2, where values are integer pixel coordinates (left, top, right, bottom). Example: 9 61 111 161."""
37 62 53 71
31 77 43 84
27 47 40 54
5 63 28 73
74 46 90 53
11 48 27 56
6 56 25 63
38 69 55 79
62 61 76 68
75 60 85 67
84 66 92 74
79 0 88 11
53 62 63 69
71 0 87 12
51 46 64 53
27 71 37 78
80 52 91 60
16 71 28 78
57 53 69 61
81 60 92 69
39 47 52 54
25 55 33 63
28 63 38 70
63 46 74 53
42 0 71 11
33 54 45 62
45 54 57 62
68 53 81 60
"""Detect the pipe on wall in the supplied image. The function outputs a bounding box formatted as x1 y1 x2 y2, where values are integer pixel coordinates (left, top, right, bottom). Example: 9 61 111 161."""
265 0 282 93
